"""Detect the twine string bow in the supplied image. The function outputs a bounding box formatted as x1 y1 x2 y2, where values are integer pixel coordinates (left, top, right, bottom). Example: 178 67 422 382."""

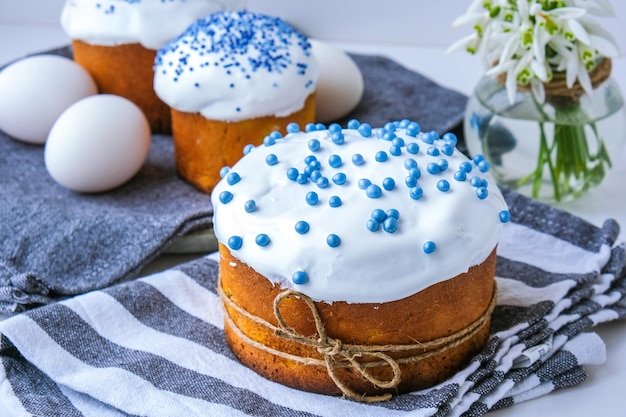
273 290 401 402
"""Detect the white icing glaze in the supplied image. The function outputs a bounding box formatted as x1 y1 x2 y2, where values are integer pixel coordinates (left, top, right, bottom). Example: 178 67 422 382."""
211 121 509 304
61 0 247 50
153 11 318 121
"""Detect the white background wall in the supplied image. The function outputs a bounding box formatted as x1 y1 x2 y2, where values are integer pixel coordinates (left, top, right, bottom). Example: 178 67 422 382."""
1 0 625 51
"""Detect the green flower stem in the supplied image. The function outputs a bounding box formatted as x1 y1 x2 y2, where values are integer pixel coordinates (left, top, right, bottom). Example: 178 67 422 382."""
516 99 613 202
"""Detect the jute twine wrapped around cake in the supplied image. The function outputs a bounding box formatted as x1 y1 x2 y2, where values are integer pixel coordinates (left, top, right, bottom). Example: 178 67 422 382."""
218 280 497 402
497 58 612 107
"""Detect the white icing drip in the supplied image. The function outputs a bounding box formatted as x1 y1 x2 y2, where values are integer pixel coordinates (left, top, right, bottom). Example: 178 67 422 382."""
60 0 247 50
152 11 318 121
211 124 509 303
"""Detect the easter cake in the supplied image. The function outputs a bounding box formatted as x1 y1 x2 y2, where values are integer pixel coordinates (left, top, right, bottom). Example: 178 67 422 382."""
211 119 509 400
61 0 246 133
154 10 318 193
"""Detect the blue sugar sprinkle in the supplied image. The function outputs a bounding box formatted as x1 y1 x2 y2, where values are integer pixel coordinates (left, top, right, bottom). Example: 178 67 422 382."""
316 177 329 188
422 132 435 144
306 191 319 205
382 131 397 141
265 154 278 166
286 167 299 181
305 123 317 133
459 162 473 173
310 170 322 182
304 155 317 165
384 122 397 132
308 139 321 152
244 199 256 213
366 184 382 198
472 154 485 165
329 196 342 207
404 158 417 170
331 132 345 145
408 167 421 179
375 128 385 139
219 166 230 178
352 154 365 166
332 172 347 185
481 178 489 188
270 131 283 140
423 241 437 254
328 154 342 168
366 219 380 232
406 122 420 137
292 270 308 285
383 217 398 233
478 160 491 173
405 175 418 188
328 123 342 133
437 179 450 192
476 187 488 200
219 191 233 204
375 151 388 162
326 234 341 247
426 163 440 175
371 209 387 222
263 136 275 146
499 210 511 223
286 122 300 133
315 123 326 131
386 209 400 220
228 236 243 250
296 174 308 184
358 178 371 190
227 172 241 185
469 176 482 187
295 221 310 234
427 146 440 156
308 160 321 171
399 119 411 128
243 144 255 155
441 145 454 156
389 145 402 156
454 170 467 181
392 137 405 147
347 119 360 129
437 159 449 171
255 234 271 247
406 143 419 154
443 132 458 147
383 177 396 191
358 123 372 137
410 187 424 200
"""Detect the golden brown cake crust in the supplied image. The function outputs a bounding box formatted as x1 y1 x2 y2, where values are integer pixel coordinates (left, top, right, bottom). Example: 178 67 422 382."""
71 40 172 134
218 243 496 398
170 93 316 194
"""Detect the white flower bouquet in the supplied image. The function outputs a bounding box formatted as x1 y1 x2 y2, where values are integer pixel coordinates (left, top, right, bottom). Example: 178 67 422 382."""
450 0 623 201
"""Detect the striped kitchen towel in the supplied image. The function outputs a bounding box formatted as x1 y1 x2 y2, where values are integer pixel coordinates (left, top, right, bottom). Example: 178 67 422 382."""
0 188 624 417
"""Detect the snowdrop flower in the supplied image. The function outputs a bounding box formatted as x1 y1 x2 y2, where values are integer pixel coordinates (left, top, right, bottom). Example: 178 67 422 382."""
448 0 620 104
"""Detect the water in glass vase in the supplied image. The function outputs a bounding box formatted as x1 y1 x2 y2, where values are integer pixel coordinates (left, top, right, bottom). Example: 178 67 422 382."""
464 75 626 203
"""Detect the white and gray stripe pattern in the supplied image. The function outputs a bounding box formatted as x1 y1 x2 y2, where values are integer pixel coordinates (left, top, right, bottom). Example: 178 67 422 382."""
0 188 624 416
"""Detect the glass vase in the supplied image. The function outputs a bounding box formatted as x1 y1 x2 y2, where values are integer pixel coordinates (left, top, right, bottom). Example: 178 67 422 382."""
464 71 626 203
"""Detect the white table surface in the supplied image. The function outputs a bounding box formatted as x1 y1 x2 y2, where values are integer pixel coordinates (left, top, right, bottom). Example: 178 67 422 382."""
1 3 626 416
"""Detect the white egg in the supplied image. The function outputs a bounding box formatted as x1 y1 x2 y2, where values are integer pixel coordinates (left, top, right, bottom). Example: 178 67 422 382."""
0 55 97 144
45 95 151 193
310 39 364 123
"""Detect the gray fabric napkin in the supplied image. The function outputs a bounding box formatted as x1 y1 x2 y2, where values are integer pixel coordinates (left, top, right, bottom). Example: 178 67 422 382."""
0 188 623 417
0 46 468 314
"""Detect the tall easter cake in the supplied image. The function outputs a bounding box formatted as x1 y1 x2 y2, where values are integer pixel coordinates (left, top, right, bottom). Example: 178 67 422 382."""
61 0 246 133
212 119 510 400
154 10 318 193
